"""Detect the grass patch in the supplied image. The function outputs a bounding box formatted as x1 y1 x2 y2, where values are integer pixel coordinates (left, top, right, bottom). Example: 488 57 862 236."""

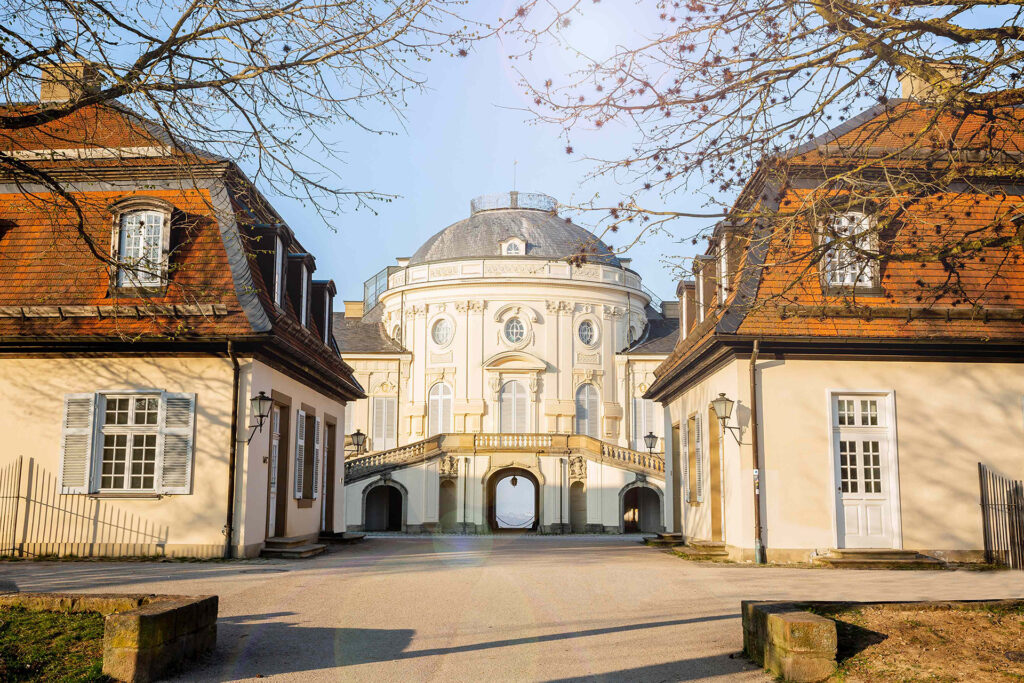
0 606 110 682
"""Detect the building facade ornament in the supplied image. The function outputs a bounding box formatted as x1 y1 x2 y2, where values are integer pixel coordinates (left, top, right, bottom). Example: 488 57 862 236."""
439 455 459 479
568 455 586 482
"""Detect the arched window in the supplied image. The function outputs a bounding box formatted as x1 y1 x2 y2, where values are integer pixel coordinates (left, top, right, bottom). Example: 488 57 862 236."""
117 209 165 287
505 242 520 255
575 383 600 437
428 382 453 436
499 381 528 433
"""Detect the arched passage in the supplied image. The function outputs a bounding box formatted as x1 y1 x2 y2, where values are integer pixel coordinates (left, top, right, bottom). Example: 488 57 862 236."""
486 468 539 532
364 482 405 531
569 481 587 533
620 483 663 533
439 479 458 531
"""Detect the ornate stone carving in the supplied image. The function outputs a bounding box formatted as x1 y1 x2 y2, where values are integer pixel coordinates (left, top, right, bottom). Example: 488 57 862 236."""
468 300 486 313
603 304 625 319
576 352 600 365
573 369 603 390
568 455 586 481
489 375 503 401
439 455 459 479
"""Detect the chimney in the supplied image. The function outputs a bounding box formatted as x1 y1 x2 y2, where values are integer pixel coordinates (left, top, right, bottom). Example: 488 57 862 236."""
344 300 364 318
661 300 679 319
898 65 959 101
40 62 104 103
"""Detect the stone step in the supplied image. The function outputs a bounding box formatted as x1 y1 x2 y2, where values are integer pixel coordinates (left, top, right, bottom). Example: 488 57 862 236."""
260 543 327 559
643 535 685 548
678 541 730 560
263 535 313 549
813 550 945 570
688 539 726 550
318 532 366 545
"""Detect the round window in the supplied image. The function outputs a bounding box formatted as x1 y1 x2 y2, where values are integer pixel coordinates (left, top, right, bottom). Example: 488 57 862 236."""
431 318 453 346
578 320 595 345
504 317 525 344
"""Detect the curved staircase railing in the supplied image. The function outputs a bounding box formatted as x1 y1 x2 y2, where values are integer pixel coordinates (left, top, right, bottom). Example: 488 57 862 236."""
343 433 664 484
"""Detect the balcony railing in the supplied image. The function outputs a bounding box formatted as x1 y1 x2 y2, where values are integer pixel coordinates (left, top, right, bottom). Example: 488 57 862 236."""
344 432 665 484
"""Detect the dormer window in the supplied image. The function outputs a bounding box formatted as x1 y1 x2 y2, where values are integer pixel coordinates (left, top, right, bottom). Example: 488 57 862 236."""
299 264 309 326
273 236 285 307
109 197 173 290
499 237 526 256
822 212 878 289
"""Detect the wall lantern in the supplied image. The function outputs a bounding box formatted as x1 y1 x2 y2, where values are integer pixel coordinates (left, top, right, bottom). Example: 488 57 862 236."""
643 431 658 454
247 391 273 444
350 429 367 455
710 392 743 443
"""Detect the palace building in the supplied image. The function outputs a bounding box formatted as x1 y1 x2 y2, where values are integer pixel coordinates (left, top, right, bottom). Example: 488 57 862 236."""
335 192 676 533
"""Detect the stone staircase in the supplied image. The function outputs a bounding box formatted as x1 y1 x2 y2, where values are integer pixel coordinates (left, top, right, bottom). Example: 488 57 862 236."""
643 532 685 548
318 531 366 545
676 539 730 560
260 536 327 559
812 548 945 569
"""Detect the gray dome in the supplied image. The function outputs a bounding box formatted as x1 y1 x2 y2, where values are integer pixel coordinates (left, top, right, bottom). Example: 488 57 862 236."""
409 192 620 267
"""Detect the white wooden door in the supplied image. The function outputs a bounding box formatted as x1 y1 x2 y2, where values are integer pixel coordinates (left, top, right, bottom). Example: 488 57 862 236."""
268 406 280 538
832 396 894 548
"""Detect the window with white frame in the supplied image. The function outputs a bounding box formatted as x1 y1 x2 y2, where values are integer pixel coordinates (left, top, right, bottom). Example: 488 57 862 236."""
717 235 728 300
833 394 887 495
59 391 196 495
273 236 285 307
371 396 397 451
505 242 521 255
117 210 164 287
822 212 878 288
299 264 309 326
499 380 528 433
574 383 600 437
578 320 596 346
632 397 659 451
428 383 453 435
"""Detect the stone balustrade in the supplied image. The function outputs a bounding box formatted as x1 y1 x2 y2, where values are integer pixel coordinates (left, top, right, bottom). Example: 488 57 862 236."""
345 432 665 484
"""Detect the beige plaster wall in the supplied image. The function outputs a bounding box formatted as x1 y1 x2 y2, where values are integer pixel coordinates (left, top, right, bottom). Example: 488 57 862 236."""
0 355 236 558
663 356 1024 558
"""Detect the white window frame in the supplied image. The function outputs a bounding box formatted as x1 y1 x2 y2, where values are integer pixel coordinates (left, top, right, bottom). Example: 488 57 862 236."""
632 397 660 451
273 236 285 307
97 393 161 493
299 264 309 326
717 235 728 300
59 390 196 495
428 382 453 436
825 389 902 550
499 380 529 433
430 316 455 348
822 212 879 289
371 396 397 451
574 383 600 438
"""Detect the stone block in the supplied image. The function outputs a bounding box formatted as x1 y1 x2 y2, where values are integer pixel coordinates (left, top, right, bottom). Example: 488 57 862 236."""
741 601 837 682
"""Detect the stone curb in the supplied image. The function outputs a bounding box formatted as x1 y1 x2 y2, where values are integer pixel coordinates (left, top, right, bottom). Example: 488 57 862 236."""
0 591 217 682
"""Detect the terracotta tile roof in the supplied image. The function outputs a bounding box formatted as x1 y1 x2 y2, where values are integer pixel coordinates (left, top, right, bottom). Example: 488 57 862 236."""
0 103 362 399
647 100 1024 400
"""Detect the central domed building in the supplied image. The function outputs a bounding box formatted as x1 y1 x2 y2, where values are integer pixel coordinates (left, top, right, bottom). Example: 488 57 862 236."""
335 192 678 534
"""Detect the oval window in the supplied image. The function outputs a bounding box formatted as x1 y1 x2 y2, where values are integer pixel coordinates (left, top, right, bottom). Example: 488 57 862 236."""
504 317 525 344
578 320 595 345
431 318 453 346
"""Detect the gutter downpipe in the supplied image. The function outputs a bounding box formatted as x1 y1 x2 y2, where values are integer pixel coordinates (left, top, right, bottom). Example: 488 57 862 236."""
226 341 241 560
750 339 765 564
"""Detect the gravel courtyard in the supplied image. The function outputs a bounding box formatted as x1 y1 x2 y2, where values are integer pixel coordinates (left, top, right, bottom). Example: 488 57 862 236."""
3 536 1024 682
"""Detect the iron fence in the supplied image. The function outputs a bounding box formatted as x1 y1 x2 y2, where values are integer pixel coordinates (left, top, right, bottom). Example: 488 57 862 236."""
979 462 1024 569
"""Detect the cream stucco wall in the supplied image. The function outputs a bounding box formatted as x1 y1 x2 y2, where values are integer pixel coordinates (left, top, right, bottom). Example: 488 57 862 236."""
662 355 1024 561
0 355 237 558
0 355 349 559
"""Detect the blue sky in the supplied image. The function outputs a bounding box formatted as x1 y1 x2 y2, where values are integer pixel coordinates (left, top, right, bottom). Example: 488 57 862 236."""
267 1 691 304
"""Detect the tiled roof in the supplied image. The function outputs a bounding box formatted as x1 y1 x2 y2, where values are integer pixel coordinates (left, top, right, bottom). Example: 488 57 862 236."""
0 103 362 400
333 314 409 354
622 317 678 355
648 100 1024 399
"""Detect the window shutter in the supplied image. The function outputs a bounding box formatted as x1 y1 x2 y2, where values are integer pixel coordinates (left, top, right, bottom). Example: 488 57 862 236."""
428 386 439 436
60 394 96 494
385 398 397 450
160 392 196 495
294 409 306 498
695 413 704 503
682 422 690 503
442 386 451 433
499 384 511 433
372 398 384 451
312 416 322 499
588 386 599 437
515 383 527 434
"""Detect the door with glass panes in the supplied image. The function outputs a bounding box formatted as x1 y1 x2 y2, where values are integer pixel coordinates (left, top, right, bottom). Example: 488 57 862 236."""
832 395 895 548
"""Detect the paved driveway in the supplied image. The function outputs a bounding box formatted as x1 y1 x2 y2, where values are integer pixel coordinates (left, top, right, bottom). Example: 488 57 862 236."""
3 536 1024 682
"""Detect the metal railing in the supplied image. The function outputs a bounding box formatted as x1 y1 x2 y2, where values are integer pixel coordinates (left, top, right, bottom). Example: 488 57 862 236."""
979 462 1024 569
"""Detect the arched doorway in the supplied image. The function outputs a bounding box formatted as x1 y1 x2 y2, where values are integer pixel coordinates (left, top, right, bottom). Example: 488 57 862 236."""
364 483 404 531
486 468 539 532
439 479 457 531
621 485 662 533
569 481 587 533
